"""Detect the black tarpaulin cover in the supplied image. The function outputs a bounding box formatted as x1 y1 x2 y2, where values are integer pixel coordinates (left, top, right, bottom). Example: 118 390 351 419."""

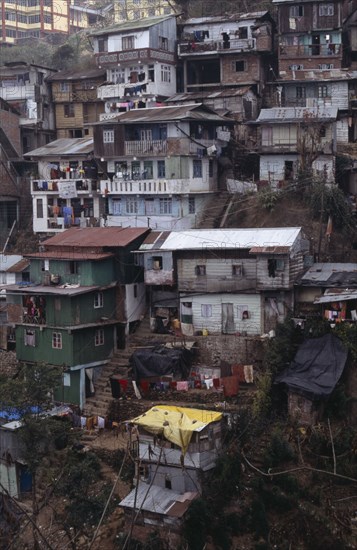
130 345 193 381
275 333 348 400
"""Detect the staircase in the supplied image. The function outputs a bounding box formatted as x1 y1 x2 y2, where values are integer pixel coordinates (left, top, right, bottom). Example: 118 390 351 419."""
198 191 232 228
82 316 179 417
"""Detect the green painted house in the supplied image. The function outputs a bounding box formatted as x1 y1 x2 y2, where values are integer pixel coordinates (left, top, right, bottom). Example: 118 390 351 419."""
5 227 149 407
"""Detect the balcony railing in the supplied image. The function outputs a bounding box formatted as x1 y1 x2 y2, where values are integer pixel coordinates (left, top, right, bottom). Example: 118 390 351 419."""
97 80 156 100
178 38 255 55
0 83 38 101
125 140 167 156
32 178 97 193
101 178 192 195
279 44 341 57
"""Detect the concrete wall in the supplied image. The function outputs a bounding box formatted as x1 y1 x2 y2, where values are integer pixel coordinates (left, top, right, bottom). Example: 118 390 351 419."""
194 333 265 366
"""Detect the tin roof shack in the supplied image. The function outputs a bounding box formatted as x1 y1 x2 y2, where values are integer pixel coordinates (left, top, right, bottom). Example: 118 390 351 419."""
0 255 30 350
255 106 338 187
24 137 104 235
47 68 106 140
120 406 222 540
4 227 149 408
275 333 348 424
137 227 309 336
295 263 357 321
94 104 234 231
91 15 177 113
177 12 275 96
0 62 56 153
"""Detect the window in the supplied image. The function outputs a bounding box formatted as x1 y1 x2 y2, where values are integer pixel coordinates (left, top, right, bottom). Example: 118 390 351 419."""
122 35 135 50
234 60 246 72
193 159 202 178
148 64 155 82
95 328 104 346
201 304 212 317
159 36 169 50
64 103 74 117
161 65 171 83
52 332 62 349
112 198 121 215
239 27 248 39
232 264 242 277
24 329 35 347
319 3 334 15
103 129 114 143
36 198 43 218
296 86 306 99
60 82 71 92
44 14 52 24
133 284 138 298
69 261 78 274
97 37 108 53
94 292 103 308
318 85 329 98
290 5 304 16
152 256 163 270
158 160 166 177
195 265 206 276
110 68 125 84
165 475 172 490
268 258 285 278
188 197 195 214
159 198 172 214
126 198 138 214
319 63 334 69
143 160 153 179
289 64 304 70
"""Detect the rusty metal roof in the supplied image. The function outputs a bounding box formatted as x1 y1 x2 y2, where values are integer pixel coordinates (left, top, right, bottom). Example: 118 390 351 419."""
41 227 150 249
24 137 93 158
275 69 357 83
165 87 253 103
47 68 106 81
93 104 234 126
24 251 114 261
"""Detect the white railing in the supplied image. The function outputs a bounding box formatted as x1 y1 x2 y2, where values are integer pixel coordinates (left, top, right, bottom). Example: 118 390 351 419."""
100 178 192 195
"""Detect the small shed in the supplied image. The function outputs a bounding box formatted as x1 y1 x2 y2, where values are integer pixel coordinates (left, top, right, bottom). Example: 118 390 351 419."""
275 333 348 424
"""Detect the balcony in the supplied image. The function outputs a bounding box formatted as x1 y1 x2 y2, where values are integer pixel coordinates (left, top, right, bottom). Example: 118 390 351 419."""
52 88 98 102
32 179 97 194
178 38 255 56
101 178 191 195
279 44 341 57
125 140 167 156
97 80 157 100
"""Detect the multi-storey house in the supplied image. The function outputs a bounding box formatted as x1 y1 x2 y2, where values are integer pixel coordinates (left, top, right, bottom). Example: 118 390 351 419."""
113 0 176 23
24 137 103 235
47 68 106 139
94 104 233 230
0 254 29 350
91 15 177 115
120 405 222 538
0 0 70 45
136 227 309 335
255 105 338 186
5 226 149 407
0 62 56 152
177 12 275 97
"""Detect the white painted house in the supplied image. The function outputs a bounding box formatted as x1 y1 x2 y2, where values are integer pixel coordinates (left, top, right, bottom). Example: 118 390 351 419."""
137 227 310 335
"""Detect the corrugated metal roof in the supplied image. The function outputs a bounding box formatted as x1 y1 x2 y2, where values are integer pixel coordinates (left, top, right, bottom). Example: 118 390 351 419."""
300 263 357 286
41 227 149 248
24 137 93 158
4 283 102 296
138 227 302 252
256 106 338 123
249 246 291 254
165 87 252 103
89 14 174 36
93 104 234 125
314 288 357 304
47 68 106 81
276 69 357 83
0 254 26 272
24 252 114 261
7 258 30 273
120 483 198 517
181 12 268 25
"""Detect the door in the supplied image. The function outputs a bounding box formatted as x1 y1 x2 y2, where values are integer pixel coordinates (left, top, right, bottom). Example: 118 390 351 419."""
222 303 235 334
312 35 320 55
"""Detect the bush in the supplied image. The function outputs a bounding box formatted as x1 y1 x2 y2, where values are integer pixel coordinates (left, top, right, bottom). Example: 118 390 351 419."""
258 188 281 211
264 430 296 468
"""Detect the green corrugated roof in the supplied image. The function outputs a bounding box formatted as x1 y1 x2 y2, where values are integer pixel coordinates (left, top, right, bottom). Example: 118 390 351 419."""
89 15 174 37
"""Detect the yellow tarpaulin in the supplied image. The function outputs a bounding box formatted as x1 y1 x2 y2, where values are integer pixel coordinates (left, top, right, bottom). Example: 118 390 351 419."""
131 405 222 455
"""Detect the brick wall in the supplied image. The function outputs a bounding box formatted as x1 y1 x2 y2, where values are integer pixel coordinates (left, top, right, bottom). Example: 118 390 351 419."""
195 334 265 366
0 107 21 155
222 54 261 86
279 57 343 74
